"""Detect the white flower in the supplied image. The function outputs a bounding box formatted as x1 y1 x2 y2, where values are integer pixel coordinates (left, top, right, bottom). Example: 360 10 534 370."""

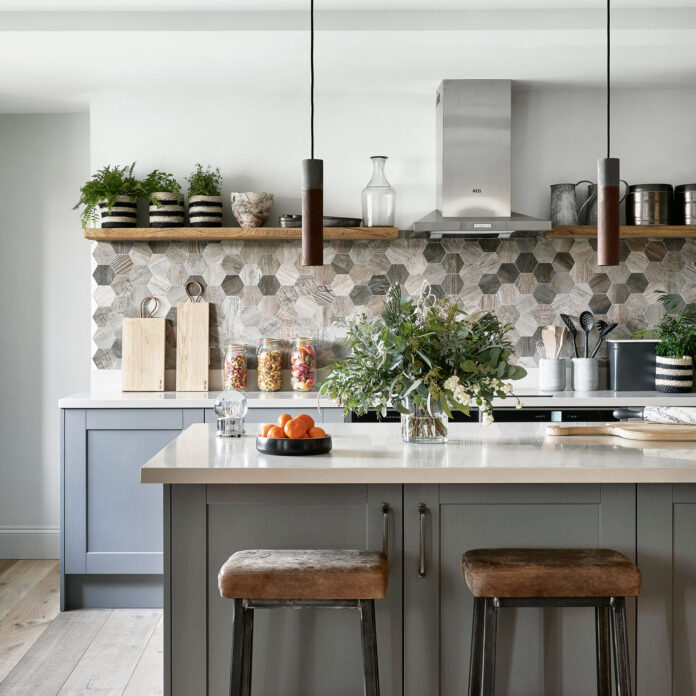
444 375 460 391
504 383 514 394
515 398 523 409
482 412 494 425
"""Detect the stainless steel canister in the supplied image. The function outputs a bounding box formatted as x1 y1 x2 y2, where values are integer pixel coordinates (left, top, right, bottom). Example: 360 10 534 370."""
625 183 673 225
675 184 696 225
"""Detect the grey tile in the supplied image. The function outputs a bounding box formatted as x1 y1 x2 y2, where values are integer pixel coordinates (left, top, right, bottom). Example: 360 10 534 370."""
258 275 281 296
349 285 371 306
368 275 390 296
93 264 114 285
478 274 501 295
331 253 353 274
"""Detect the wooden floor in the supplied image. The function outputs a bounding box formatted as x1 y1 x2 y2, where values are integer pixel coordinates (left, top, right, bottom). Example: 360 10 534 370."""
0 561 163 695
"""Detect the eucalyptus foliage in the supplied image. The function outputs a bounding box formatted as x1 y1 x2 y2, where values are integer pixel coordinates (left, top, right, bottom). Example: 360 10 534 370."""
142 169 182 205
186 163 222 197
635 292 696 358
320 284 526 422
73 162 142 226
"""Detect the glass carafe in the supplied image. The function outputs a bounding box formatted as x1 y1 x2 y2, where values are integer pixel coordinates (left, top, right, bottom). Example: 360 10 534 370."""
361 156 395 227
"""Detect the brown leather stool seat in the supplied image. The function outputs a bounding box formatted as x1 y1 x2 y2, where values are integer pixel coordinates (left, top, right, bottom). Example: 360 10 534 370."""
462 548 641 598
218 549 389 600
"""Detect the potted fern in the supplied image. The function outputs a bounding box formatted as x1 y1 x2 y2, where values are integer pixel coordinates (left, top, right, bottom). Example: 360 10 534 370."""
143 169 184 227
74 162 141 228
186 164 223 227
635 293 696 393
320 283 526 443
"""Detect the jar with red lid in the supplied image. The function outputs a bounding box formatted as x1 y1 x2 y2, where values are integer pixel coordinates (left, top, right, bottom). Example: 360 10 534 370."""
290 337 316 391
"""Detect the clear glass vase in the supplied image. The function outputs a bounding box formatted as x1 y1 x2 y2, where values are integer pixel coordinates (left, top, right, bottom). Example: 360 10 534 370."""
361 156 395 227
401 400 448 444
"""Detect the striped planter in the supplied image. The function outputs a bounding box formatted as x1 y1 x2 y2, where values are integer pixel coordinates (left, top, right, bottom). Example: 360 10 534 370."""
656 355 694 393
188 194 222 227
99 195 137 228
148 192 184 228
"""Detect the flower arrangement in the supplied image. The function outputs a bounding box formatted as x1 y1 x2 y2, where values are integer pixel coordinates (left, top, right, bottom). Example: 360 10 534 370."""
320 283 526 440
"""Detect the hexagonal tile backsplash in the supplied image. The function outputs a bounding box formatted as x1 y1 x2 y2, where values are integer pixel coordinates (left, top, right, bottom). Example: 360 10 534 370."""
91 236 696 371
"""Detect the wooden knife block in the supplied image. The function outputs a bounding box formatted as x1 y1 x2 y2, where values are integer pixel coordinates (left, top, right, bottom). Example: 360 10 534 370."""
121 317 166 392
176 301 209 391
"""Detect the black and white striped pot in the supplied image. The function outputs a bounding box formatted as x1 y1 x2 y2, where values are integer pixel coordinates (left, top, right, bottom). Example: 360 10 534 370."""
188 195 222 227
656 355 694 393
148 192 184 228
99 195 137 228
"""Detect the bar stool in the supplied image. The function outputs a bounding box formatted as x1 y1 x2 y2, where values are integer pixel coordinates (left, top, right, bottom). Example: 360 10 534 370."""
218 549 389 696
462 548 641 696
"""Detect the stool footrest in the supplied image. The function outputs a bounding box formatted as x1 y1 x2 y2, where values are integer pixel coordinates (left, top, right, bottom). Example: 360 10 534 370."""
244 598 361 610
496 596 617 609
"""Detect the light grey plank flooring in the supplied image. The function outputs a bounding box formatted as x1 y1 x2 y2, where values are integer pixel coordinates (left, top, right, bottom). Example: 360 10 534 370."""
123 614 164 696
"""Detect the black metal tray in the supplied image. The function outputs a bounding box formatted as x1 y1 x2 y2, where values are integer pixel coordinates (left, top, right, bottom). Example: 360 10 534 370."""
256 436 332 456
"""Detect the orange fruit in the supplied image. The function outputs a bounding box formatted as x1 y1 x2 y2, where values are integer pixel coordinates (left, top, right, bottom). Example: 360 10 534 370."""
267 426 286 439
284 418 308 439
308 426 326 439
261 424 274 437
296 413 315 430
277 413 293 428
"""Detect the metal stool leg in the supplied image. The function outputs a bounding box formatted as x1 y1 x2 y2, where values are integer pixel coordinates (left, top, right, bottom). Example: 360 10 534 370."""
230 598 246 696
468 597 485 696
595 606 611 696
241 604 254 696
481 598 498 696
359 599 380 696
611 597 632 696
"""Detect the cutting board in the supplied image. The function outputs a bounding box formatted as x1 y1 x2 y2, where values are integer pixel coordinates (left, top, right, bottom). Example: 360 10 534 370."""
546 423 696 441
121 298 166 391
176 280 209 392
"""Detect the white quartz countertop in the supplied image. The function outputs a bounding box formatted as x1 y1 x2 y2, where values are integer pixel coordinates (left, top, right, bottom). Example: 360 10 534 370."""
141 422 696 485
60 389 696 409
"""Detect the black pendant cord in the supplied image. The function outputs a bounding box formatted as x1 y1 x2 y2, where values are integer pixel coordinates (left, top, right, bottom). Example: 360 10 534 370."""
310 0 315 160
606 0 610 159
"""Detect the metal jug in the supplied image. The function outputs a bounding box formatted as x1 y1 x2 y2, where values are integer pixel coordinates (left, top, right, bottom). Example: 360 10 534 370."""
549 181 593 226
582 180 629 225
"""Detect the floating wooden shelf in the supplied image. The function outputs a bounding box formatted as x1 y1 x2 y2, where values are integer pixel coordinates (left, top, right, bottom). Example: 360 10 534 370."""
547 225 696 239
83 226 399 241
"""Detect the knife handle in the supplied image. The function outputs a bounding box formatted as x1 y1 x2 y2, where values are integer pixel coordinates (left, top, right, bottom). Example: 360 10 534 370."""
613 408 644 421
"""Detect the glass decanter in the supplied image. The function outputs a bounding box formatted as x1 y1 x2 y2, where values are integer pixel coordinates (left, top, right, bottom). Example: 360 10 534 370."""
361 156 395 227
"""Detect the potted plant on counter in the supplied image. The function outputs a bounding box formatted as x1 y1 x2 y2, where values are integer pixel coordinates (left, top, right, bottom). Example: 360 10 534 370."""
143 169 184 227
320 283 527 443
74 162 142 228
635 293 696 393
186 163 223 227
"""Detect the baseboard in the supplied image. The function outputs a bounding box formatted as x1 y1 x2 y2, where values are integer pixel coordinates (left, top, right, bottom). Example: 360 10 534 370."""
0 526 60 559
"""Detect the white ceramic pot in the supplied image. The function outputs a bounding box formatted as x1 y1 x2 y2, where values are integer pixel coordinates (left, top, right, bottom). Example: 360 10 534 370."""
230 192 273 228
572 357 599 391
539 358 566 392
148 192 184 228
656 355 694 393
188 194 222 227
99 195 137 228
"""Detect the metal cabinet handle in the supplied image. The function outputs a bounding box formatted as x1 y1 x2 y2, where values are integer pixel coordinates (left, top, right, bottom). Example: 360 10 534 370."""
418 503 427 578
382 503 390 557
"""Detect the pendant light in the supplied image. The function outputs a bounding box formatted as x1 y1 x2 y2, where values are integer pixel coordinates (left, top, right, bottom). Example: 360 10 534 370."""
302 0 323 266
597 0 620 266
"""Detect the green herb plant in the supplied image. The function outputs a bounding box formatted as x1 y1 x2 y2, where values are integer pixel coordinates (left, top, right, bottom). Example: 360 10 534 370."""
142 169 182 206
634 292 696 358
186 164 222 197
320 283 527 436
73 162 142 227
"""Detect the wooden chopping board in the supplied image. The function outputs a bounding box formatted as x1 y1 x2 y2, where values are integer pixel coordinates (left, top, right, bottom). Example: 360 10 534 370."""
176 280 209 392
546 423 696 442
122 297 165 392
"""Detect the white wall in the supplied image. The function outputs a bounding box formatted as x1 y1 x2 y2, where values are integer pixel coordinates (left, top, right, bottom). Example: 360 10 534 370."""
0 113 90 558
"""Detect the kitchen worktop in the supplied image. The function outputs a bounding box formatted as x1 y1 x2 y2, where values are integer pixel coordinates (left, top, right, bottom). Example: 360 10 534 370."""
140 422 696 485
59 389 696 409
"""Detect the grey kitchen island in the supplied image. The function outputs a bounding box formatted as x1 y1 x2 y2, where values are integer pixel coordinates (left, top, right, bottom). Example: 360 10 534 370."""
142 421 696 696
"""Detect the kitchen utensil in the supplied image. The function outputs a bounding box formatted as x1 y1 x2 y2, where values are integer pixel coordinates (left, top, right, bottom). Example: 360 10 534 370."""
121 296 166 392
560 314 579 358
572 357 599 391
608 339 658 391
589 321 617 359
176 279 209 392
581 181 629 225
546 422 696 442
549 181 593 226
256 435 332 456
675 184 696 225
539 359 566 392
541 326 556 361
614 407 696 425
579 311 594 357
554 327 567 359
626 184 673 225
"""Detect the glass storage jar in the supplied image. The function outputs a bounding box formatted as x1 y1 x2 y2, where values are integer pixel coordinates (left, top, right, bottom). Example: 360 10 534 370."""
257 338 283 392
361 155 396 227
290 337 316 391
223 344 247 391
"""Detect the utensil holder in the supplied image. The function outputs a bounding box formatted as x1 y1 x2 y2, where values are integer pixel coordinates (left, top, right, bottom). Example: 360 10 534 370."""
539 359 566 392
572 357 599 391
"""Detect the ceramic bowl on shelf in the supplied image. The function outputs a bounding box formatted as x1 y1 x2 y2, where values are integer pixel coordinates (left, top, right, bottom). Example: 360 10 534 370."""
231 192 273 228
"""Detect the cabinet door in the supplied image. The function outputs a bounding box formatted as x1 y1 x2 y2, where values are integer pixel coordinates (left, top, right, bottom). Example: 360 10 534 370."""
63 408 205 575
404 484 636 696
168 484 402 696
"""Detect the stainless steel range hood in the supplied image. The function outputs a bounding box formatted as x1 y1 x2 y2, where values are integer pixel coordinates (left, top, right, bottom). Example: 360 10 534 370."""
411 80 551 238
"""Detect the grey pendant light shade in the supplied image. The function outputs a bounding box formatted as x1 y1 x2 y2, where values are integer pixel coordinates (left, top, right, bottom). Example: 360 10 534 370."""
301 0 324 266
597 0 620 266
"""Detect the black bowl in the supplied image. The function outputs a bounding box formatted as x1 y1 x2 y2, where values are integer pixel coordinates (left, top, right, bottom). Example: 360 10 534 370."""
256 436 332 456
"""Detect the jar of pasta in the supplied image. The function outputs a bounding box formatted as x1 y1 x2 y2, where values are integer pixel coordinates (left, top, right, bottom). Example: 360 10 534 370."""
256 338 283 392
290 337 316 391
223 344 247 391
